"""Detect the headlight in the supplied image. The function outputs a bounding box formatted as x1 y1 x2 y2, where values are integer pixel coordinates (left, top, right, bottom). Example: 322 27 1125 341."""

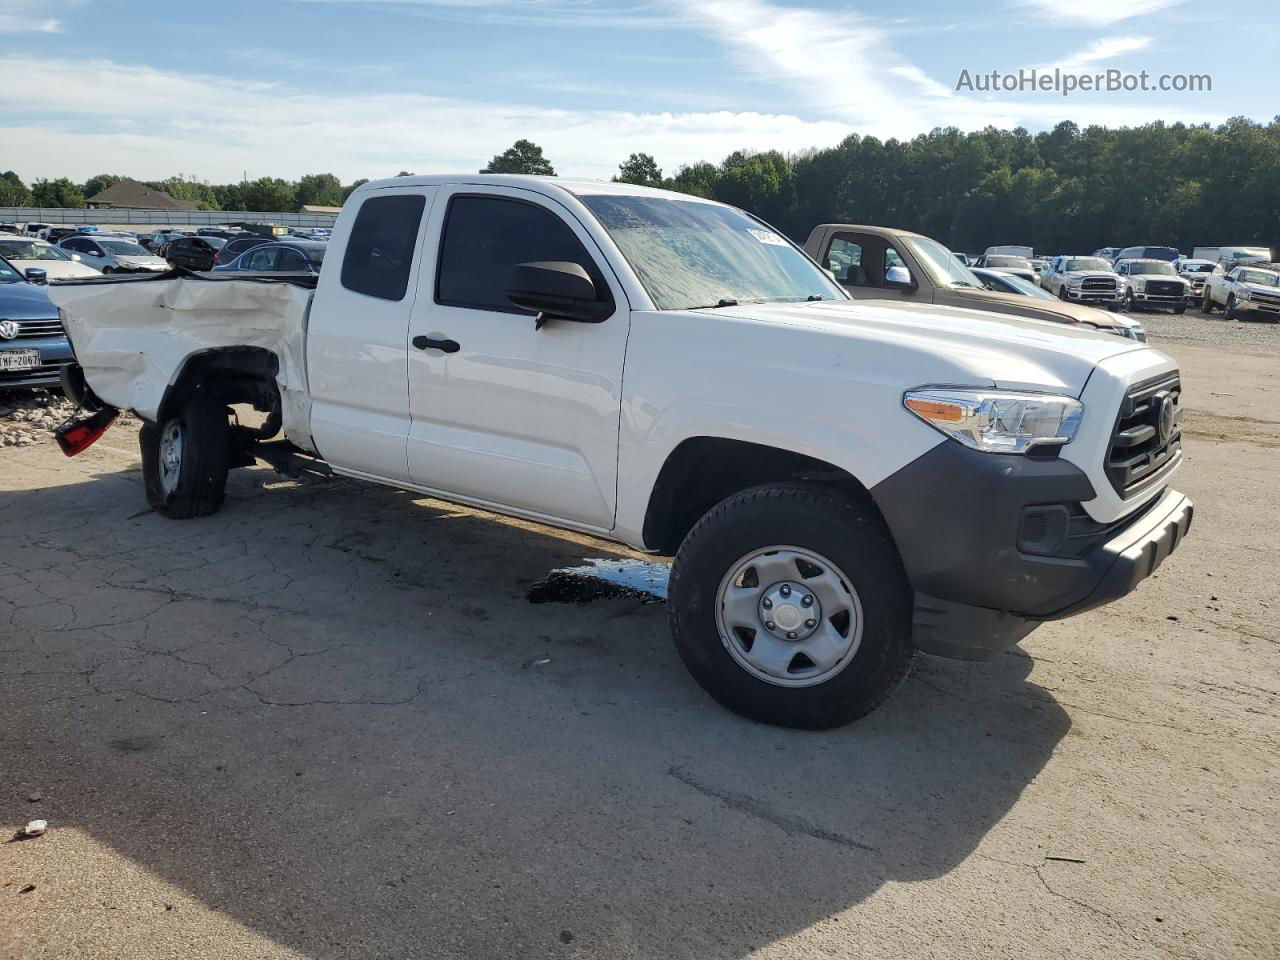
1237 289 1251 301
1132 279 1146 290
903 389 1083 454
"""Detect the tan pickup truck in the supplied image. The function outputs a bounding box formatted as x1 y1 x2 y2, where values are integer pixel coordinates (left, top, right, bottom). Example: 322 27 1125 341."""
804 224 1141 338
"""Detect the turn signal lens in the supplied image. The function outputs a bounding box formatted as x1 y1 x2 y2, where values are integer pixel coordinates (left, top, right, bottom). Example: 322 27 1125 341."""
903 388 1083 454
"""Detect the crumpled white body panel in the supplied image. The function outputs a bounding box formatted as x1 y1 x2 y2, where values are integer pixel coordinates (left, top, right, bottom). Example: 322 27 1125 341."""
48 277 315 450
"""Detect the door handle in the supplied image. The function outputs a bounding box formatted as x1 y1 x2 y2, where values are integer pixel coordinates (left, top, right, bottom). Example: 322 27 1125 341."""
412 335 460 353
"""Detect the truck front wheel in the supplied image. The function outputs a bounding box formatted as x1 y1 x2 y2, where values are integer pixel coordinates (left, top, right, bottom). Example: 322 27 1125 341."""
668 483 913 729
139 386 231 519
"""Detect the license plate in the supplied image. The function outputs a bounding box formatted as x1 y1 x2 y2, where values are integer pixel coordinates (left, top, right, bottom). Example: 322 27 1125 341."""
0 348 41 372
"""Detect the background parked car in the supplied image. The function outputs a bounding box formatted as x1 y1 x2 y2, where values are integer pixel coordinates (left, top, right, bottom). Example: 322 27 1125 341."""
1092 246 1121 260
141 229 182 253
211 235 272 267
212 240 327 274
59 235 169 274
1202 264 1280 321
1039 255 1123 308
1173 258 1218 297
0 254 71 389
1114 244 1180 263
165 235 227 271
972 266 1145 340
23 222 51 238
41 226 78 245
972 253 1038 284
1114 258 1190 312
0 237 101 280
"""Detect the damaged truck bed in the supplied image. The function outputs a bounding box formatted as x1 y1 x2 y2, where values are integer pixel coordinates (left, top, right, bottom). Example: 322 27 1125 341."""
50 271 319 454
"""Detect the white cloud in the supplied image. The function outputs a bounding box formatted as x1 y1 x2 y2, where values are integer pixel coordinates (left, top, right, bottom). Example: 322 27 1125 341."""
1012 0 1184 26
666 0 1215 137
1055 36 1153 69
0 55 851 183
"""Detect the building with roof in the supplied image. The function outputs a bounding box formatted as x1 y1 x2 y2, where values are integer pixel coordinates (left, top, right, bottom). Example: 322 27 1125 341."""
84 179 200 211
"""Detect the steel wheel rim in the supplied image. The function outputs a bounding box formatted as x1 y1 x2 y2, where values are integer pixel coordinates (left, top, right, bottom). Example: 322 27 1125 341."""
159 421 183 496
715 545 864 688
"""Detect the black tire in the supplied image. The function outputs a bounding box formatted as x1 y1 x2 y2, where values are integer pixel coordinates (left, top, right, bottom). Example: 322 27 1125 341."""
1125 290 1141 313
1225 294 1238 321
1174 303 1186 315
1057 286 1069 301
1202 290 1214 313
668 483 914 730
139 386 230 519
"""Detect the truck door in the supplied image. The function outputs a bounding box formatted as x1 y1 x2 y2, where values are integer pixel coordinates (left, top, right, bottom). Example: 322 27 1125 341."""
308 186 437 482
821 232 916 302
405 186 630 532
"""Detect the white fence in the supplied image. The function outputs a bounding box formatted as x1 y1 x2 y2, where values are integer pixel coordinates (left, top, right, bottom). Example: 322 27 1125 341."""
0 207 339 228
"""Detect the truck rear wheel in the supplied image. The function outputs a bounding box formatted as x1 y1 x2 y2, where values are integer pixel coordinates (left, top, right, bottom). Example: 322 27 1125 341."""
140 386 230 519
668 483 913 729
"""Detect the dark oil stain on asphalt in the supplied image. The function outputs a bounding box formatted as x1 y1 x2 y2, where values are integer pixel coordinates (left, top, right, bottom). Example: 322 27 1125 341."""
526 558 669 605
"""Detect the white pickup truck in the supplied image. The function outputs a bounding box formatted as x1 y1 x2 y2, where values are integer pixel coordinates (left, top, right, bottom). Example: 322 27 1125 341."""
49 175 1193 729
1201 263 1280 320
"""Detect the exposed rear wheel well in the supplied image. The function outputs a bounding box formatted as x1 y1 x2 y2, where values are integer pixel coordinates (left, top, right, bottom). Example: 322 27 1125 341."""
641 437 877 554
158 347 281 428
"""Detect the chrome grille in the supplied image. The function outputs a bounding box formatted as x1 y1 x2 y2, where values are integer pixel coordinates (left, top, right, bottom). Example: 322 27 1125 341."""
0 318 65 340
1082 277 1116 291
1146 280 1183 297
1106 373 1182 496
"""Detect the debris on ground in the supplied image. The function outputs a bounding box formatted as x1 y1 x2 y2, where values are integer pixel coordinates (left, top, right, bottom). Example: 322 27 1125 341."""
18 884 36 894
526 558 669 605
11 819 48 841
27 792 41 803
0 388 137 448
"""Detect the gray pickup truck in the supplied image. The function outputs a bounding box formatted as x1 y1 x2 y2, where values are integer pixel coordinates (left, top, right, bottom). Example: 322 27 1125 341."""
804 224 1140 338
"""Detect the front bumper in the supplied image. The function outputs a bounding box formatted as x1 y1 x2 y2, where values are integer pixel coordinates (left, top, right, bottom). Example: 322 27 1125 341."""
0 334 73 388
871 442 1193 660
1065 286 1122 304
1238 298 1280 318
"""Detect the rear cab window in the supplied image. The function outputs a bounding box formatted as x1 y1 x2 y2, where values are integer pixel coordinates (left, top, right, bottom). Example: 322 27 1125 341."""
341 193 428 301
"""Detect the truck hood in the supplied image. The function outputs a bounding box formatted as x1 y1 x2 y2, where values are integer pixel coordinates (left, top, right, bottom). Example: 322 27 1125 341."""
708 298 1146 395
1063 270 1118 282
1240 282 1280 296
948 286 1124 328
9 259 101 279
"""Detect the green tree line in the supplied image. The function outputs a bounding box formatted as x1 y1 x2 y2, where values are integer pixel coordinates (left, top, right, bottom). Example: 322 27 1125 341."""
4 117 1277 253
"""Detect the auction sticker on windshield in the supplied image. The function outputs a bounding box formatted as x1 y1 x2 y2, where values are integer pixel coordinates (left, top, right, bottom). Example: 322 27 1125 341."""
747 228 788 246
0 348 41 371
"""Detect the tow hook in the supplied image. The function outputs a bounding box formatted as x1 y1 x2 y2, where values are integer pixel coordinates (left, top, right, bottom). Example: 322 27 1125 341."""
55 407 119 457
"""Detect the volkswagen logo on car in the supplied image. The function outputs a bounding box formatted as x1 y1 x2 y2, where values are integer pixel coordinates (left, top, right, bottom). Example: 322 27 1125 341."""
0 319 20 340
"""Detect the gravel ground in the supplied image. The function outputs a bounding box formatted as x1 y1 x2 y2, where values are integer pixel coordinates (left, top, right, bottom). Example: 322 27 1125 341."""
1139 305 1280 347
0 390 76 448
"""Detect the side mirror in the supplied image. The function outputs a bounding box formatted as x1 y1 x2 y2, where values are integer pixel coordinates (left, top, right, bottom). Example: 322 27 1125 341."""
884 264 914 289
506 261 612 325
24 268 47 283
70 253 82 262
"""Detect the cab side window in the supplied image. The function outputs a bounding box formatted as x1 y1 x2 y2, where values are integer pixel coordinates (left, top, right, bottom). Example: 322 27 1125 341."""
826 237 864 283
341 194 427 301
435 195 604 315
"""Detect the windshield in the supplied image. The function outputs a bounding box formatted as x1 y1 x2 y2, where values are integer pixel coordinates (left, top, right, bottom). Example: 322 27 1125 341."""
1065 258 1113 272
0 257 21 282
985 255 1031 268
1239 270 1280 286
904 236 984 288
0 239 71 261
579 195 844 310
99 240 150 256
1182 262 1215 273
1134 261 1175 276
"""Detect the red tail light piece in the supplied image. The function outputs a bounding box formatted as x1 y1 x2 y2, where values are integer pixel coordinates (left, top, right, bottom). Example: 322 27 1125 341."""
55 407 119 457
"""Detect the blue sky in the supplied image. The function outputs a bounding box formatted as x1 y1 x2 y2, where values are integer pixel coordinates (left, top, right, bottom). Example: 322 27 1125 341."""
1 0 1276 184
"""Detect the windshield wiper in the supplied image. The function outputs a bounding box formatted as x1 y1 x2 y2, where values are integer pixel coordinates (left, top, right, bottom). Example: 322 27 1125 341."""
806 294 825 301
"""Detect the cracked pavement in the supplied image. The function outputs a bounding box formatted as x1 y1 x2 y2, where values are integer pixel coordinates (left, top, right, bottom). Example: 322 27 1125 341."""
2 338 1278 959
